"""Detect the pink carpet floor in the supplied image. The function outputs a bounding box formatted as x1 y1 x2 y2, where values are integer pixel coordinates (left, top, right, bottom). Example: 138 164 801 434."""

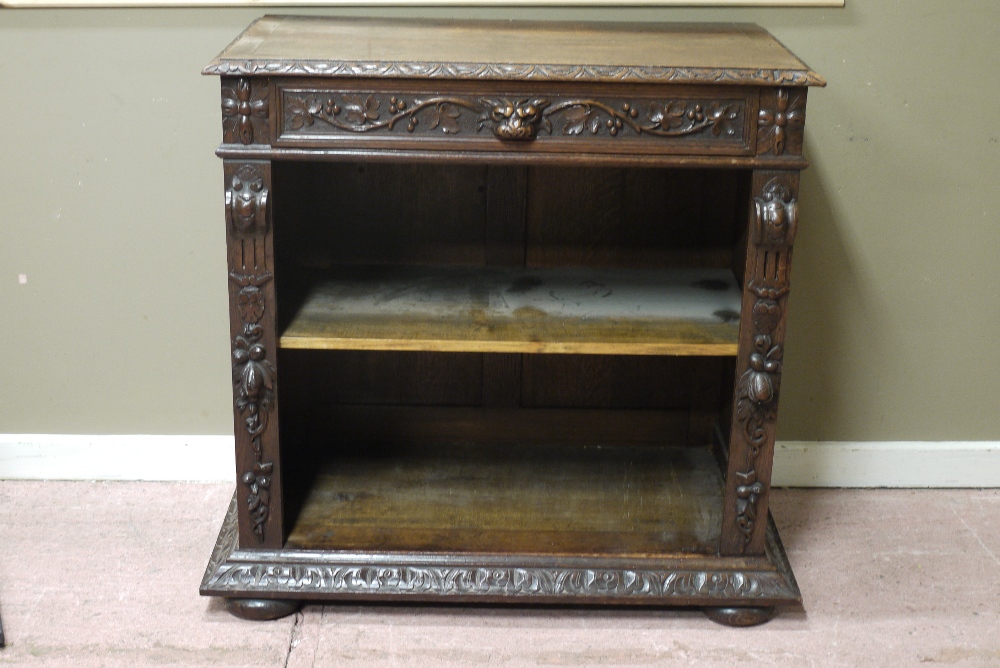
0 482 998 666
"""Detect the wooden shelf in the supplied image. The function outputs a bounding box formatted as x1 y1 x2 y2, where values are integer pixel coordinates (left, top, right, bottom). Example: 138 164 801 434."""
280 265 741 356
285 443 723 557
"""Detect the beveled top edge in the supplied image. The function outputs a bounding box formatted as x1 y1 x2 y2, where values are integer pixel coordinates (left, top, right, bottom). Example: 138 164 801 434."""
203 16 826 87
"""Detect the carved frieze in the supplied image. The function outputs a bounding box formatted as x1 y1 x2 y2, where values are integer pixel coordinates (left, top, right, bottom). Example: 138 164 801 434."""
281 90 747 146
226 165 269 236
206 561 798 601
757 88 805 156
221 77 269 145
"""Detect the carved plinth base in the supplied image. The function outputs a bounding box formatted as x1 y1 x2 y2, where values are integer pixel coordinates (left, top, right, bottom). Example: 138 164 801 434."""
225 598 302 621
703 605 776 627
201 495 801 620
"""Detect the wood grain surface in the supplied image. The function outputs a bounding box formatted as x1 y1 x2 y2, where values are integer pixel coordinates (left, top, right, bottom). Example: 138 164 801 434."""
285 443 723 556
279 265 741 355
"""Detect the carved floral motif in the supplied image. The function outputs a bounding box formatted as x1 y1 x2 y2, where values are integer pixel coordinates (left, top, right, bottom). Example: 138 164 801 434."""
226 165 269 235
283 92 744 143
734 470 766 548
222 78 269 145
286 93 481 134
229 270 275 542
757 88 805 156
736 334 783 458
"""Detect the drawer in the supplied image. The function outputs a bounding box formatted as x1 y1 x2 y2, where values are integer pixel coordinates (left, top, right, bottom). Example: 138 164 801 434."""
274 80 757 156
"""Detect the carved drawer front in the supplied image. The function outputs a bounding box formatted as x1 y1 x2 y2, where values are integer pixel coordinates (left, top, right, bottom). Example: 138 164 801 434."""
275 81 756 156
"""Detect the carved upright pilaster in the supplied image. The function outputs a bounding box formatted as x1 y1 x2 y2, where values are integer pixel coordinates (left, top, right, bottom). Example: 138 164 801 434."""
721 170 799 556
225 159 283 548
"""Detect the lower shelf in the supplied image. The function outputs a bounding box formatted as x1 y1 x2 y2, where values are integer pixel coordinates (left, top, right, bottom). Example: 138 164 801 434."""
284 443 723 556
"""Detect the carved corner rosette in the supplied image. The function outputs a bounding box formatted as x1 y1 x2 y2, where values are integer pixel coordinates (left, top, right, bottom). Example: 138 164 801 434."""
283 91 744 144
230 270 275 542
226 165 269 236
222 77 269 145
757 88 805 156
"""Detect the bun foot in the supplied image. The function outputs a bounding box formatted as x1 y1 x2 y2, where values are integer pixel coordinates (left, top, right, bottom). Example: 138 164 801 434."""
703 606 775 627
225 598 302 621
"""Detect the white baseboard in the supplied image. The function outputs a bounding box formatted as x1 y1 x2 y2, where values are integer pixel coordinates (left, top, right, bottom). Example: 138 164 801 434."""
771 441 1000 487
0 435 998 487
0 434 234 481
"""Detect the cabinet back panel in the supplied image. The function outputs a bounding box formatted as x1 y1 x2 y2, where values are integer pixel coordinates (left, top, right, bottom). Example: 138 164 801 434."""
273 161 490 268
525 167 742 269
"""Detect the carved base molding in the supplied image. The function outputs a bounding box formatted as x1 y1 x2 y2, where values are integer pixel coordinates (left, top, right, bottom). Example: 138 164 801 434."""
200 495 801 608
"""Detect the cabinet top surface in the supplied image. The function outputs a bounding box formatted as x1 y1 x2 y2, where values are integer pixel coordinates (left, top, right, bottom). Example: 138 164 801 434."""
204 15 824 87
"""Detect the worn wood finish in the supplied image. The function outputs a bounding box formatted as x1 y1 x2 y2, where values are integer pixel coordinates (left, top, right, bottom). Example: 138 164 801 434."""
279 265 741 355
205 17 819 621
285 443 723 555
204 17 825 87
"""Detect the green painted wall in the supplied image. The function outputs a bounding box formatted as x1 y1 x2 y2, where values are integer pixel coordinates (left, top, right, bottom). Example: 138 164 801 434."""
1 2 998 440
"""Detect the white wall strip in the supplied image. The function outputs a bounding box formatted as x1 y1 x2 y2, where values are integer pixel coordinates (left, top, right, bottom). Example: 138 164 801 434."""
0 436 998 487
0 435 234 481
771 441 1000 488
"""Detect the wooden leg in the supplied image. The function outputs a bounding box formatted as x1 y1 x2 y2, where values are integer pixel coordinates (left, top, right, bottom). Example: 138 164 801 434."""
225 598 302 621
703 606 776 627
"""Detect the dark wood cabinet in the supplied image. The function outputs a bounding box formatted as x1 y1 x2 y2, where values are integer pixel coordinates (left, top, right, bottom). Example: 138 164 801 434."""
201 16 823 627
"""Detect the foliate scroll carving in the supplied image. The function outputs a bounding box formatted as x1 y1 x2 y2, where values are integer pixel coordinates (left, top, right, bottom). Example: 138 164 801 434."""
757 88 805 156
226 165 269 235
753 179 798 247
221 77 269 145
229 271 275 542
282 91 746 144
206 562 797 601
542 99 741 139
734 470 765 548
286 94 482 134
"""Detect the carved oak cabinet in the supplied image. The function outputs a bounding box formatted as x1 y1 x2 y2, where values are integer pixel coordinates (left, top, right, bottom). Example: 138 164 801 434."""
201 16 823 626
